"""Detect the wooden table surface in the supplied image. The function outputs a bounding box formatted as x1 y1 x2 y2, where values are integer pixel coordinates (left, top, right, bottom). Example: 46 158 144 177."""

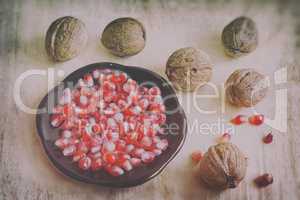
1 0 300 199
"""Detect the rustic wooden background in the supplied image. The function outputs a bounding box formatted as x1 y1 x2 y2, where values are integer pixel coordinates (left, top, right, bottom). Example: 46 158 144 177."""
1 0 300 199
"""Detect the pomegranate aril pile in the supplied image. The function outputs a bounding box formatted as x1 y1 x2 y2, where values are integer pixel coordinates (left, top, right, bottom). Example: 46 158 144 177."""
50 69 168 176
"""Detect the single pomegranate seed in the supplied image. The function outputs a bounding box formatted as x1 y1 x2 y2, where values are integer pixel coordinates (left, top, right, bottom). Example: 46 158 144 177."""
141 151 155 163
104 153 116 164
92 124 101 134
50 114 65 127
248 114 264 125
55 138 69 149
191 150 203 163
63 145 77 156
263 132 273 144
254 173 273 188
230 115 247 125
130 158 142 167
78 156 92 170
91 158 103 171
73 151 86 162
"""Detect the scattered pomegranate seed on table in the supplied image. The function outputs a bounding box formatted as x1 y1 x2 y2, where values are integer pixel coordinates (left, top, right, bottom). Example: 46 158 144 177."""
248 114 264 126
230 115 247 125
50 69 168 176
254 173 273 188
191 150 203 163
263 132 273 144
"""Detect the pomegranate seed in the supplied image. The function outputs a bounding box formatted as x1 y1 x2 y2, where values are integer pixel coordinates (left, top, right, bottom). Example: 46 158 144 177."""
130 158 142 167
230 115 247 125
78 156 92 170
156 139 168 150
104 153 116 164
63 145 77 156
121 160 133 171
141 151 155 163
55 138 69 149
148 87 161 96
91 158 103 171
108 165 124 176
152 149 162 156
191 150 203 163
263 132 273 144
249 114 264 126
50 114 65 127
73 151 86 162
61 130 72 138
92 124 101 134
254 173 273 188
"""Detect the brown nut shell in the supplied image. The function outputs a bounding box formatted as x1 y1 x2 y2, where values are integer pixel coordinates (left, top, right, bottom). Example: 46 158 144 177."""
45 16 88 62
225 68 268 107
197 143 247 190
165 47 213 92
222 16 258 57
101 17 146 57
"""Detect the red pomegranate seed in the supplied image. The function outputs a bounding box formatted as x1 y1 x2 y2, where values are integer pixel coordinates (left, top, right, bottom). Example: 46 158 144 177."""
249 114 264 126
108 165 124 176
130 158 141 167
55 138 69 149
230 115 247 125
191 150 203 163
156 139 168 150
63 145 77 156
91 158 103 171
50 114 65 127
104 153 116 164
263 132 273 144
78 156 92 170
92 124 101 134
254 173 273 188
121 160 133 171
73 151 86 162
141 152 155 163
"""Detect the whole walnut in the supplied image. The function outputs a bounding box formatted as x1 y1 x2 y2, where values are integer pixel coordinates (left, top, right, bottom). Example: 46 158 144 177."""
165 47 213 92
101 17 146 57
45 16 88 62
197 143 247 190
225 68 268 107
222 16 258 57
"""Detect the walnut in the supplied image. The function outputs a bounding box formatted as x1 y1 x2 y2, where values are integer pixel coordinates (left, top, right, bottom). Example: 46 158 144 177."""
45 16 88 62
165 47 213 92
225 68 269 107
101 17 146 57
196 143 247 190
222 16 258 57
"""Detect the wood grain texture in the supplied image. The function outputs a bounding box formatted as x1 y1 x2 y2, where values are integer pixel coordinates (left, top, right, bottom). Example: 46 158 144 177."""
0 0 300 199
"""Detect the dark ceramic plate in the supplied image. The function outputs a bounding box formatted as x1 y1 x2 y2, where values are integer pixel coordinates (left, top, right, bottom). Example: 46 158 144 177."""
36 62 187 188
